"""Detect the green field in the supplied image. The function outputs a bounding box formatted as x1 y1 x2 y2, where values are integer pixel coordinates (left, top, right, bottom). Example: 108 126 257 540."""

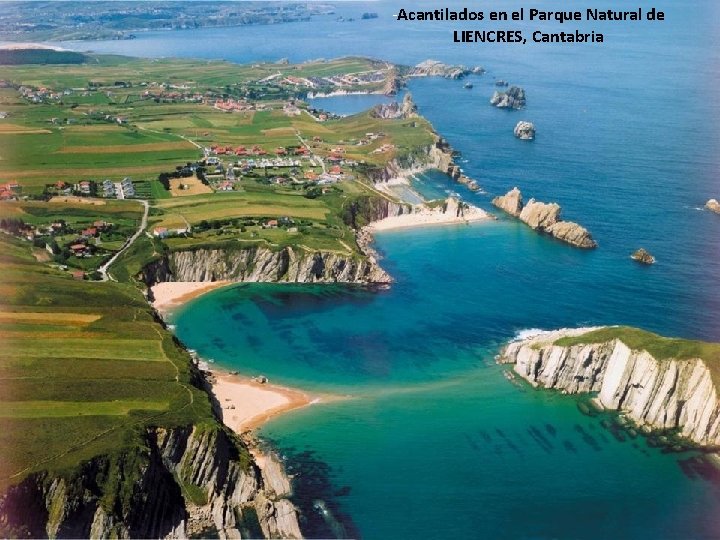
0 53 433 499
0 235 215 490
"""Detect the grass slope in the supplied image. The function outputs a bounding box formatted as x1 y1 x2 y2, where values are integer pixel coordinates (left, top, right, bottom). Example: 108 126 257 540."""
555 326 720 383
0 234 215 491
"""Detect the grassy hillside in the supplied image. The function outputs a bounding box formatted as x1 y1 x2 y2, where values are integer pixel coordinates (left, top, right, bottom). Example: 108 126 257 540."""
0 53 437 499
554 326 720 381
0 233 215 491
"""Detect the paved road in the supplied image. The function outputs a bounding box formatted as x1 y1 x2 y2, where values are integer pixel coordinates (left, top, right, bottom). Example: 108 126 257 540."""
97 199 149 281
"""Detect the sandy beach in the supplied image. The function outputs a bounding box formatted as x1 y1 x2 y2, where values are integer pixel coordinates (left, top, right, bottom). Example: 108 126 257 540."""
366 202 492 232
151 281 232 314
209 371 329 432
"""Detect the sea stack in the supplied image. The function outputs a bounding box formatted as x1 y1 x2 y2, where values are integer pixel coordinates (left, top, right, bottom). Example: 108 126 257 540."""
490 86 526 109
514 121 535 140
491 186 523 216
492 187 597 249
631 248 655 265
705 199 720 214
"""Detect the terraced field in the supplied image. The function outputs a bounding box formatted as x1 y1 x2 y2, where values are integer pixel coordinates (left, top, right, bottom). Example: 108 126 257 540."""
0 235 214 490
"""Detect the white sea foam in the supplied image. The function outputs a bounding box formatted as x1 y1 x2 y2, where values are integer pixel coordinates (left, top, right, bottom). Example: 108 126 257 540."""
513 328 546 341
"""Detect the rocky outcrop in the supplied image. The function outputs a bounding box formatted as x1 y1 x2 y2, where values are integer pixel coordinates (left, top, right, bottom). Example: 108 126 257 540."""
492 187 597 248
371 92 417 119
407 59 484 79
490 86 526 109
0 426 302 539
631 248 655 265
498 328 720 448
513 121 535 140
144 244 392 286
491 186 523 216
705 199 720 214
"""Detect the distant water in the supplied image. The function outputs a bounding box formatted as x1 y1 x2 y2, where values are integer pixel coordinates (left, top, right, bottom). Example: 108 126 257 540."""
71 0 720 536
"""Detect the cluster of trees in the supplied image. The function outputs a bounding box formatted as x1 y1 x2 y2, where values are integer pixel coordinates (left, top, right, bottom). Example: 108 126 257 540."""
0 218 32 235
157 163 207 190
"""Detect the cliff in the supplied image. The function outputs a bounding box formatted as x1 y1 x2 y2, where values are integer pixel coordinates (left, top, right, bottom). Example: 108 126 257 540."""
144 244 392 287
492 187 597 248
366 138 481 192
498 327 720 448
0 425 302 539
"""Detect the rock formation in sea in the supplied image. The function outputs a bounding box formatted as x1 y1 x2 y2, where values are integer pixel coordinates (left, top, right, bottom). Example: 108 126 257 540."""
631 248 655 264
492 187 597 248
490 86 526 109
705 199 720 214
514 121 535 140
0 425 302 539
407 59 484 79
498 327 720 448
371 92 417 119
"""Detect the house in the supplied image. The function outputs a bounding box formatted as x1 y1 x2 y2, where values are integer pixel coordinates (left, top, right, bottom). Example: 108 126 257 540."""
81 227 98 238
78 181 91 194
70 243 87 254
153 227 168 238
216 181 233 191
71 270 86 280
264 219 278 229
93 220 108 229
329 165 342 175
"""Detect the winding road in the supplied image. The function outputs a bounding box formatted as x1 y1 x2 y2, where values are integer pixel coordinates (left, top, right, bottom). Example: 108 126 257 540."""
97 199 149 282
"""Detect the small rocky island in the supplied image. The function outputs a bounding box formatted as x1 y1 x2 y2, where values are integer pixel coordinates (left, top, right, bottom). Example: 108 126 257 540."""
408 59 484 79
492 187 597 248
490 86 526 109
514 121 535 140
631 248 655 265
705 199 720 214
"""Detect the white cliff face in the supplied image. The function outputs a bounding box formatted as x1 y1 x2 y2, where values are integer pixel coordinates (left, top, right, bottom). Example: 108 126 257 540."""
0 426 303 539
499 328 720 447
145 245 391 286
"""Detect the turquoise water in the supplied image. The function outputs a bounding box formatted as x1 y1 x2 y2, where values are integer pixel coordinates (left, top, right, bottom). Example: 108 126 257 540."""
77 0 720 536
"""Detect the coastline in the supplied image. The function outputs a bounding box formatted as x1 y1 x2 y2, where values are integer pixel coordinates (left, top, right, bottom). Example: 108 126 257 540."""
206 369 327 432
151 280 233 315
366 202 493 232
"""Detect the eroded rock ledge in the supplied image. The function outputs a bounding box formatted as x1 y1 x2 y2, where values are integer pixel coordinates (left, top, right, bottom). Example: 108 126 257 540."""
492 187 597 248
498 327 720 448
0 425 302 539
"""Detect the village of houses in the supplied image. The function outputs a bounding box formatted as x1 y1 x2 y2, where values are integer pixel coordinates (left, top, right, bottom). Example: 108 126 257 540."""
0 63 403 281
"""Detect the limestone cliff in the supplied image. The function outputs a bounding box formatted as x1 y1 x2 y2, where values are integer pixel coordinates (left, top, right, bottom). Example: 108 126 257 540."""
498 328 720 447
0 425 302 539
144 244 392 287
366 138 481 192
492 187 597 249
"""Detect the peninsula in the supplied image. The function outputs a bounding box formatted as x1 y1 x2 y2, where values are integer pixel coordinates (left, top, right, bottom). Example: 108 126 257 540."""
498 327 720 450
0 50 490 538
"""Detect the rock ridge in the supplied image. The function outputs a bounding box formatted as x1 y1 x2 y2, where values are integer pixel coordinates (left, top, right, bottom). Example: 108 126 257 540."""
0 425 302 539
492 187 597 248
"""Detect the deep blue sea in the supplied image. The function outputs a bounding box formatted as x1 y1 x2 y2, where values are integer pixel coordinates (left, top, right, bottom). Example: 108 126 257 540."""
51 1 720 537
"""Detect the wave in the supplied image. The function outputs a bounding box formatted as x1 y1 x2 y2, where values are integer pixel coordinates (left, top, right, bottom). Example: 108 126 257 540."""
513 328 546 341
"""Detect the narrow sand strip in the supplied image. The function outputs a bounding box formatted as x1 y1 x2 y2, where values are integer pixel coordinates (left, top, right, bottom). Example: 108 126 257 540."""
151 281 232 314
209 371 329 432
366 204 491 232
